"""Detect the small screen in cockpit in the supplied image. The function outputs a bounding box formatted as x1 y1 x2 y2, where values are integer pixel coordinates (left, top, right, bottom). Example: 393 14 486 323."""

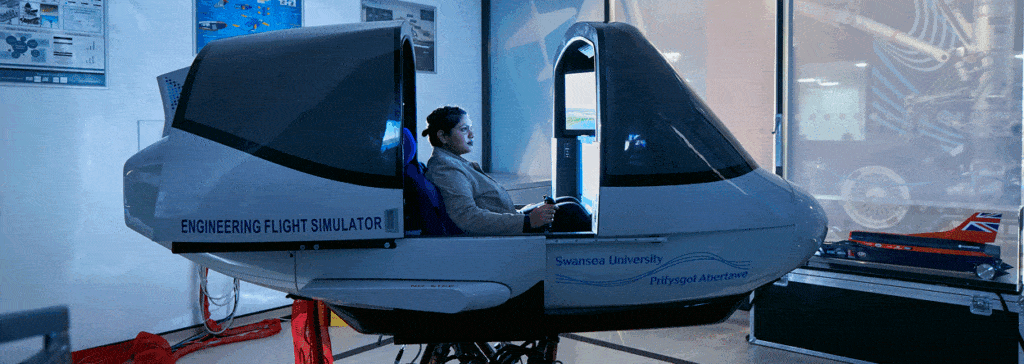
381 119 401 152
565 71 596 131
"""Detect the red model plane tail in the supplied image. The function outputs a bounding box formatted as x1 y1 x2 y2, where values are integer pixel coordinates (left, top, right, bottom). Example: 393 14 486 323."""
908 212 1002 244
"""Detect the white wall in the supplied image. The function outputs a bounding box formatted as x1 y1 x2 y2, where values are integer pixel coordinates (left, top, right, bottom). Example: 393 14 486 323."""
0 0 480 351
414 1 483 165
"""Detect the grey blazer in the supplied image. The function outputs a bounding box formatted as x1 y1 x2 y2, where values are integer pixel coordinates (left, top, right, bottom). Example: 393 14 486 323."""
425 147 525 235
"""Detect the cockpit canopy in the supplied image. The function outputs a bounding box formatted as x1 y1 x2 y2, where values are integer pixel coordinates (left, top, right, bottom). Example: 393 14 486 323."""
174 21 416 189
555 22 757 188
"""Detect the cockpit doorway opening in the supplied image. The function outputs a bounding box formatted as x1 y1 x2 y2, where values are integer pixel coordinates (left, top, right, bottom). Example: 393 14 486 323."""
554 39 600 234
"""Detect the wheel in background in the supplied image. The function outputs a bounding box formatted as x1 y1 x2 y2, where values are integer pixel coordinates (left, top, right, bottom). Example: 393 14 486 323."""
841 165 911 229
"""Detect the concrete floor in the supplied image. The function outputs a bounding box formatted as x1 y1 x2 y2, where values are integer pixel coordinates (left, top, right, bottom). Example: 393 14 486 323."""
171 308 847 364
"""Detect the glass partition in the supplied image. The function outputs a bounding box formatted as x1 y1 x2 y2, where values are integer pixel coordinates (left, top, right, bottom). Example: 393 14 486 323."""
786 0 1023 291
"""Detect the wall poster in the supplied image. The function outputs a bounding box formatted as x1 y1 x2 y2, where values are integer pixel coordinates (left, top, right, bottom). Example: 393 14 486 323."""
361 0 435 73
0 0 106 86
195 0 302 54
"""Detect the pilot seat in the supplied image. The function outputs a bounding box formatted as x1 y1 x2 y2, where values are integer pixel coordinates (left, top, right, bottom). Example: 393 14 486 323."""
402 128 463 236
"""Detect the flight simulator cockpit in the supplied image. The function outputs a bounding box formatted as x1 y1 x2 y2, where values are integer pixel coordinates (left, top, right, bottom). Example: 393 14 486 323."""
124 20 827 344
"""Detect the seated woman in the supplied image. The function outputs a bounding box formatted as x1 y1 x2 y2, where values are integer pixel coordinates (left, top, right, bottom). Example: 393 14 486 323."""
422 106 591 235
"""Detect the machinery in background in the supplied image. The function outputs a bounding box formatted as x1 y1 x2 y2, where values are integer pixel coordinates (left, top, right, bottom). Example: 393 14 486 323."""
789 0 1022 234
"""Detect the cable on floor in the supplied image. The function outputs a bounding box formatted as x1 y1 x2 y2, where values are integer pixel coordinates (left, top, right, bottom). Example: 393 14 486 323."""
199 266 241 335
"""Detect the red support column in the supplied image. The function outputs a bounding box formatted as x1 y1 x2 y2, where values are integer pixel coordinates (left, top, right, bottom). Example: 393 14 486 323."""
291 299 333 364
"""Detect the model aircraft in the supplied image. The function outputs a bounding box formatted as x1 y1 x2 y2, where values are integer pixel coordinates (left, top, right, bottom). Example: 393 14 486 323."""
124 20 827 349
819 212 1012 279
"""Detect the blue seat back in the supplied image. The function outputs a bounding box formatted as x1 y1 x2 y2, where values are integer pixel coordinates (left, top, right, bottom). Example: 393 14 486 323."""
403 128 462 236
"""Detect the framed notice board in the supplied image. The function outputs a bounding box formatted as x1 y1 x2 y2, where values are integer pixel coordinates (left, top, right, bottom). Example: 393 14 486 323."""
195 0 302 53
361 0 435 73
0 0 107 87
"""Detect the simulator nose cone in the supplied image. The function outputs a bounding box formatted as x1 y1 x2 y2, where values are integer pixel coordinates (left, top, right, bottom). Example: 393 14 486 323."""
792 186 828 261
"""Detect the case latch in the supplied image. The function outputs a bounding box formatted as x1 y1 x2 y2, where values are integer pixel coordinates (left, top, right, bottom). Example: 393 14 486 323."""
970 295 992 316
773 273 790 287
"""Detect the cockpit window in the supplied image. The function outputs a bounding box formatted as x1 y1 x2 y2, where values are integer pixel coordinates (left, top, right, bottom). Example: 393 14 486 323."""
175 24 405 188
598 24 756 187
600 72 756 187
604 86 755 186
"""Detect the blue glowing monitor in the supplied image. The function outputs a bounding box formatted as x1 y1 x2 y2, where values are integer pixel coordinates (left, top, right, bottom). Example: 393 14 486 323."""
381 119 401 152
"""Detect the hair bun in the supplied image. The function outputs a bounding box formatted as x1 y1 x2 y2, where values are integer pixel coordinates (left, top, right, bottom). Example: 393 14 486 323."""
421 128 430 137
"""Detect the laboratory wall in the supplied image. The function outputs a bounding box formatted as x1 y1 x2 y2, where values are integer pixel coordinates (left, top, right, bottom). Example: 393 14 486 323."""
488 0 777 176
0 0 480 351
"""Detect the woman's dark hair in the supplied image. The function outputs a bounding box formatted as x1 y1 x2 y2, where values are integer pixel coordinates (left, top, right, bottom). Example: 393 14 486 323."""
422 106 467 147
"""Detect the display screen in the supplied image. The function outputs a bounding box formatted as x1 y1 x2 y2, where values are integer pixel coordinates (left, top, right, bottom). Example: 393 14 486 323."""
381 119 401 152
565 71 596 131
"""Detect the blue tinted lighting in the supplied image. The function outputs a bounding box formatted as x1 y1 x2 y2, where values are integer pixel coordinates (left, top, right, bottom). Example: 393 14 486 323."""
381 119 401 152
